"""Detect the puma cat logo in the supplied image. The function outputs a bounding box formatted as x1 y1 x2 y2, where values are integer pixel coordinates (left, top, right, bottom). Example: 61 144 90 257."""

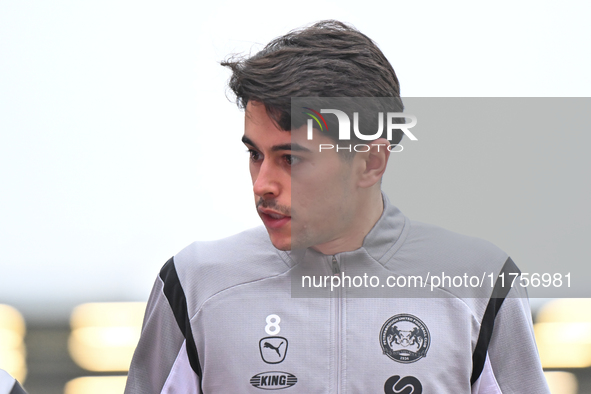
259 337 288 364
264 341 284 357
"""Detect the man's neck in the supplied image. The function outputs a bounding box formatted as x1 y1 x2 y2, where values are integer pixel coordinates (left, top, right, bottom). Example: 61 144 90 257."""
312 190 384 255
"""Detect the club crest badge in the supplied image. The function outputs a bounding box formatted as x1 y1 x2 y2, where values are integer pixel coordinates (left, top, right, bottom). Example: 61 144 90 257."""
380 314 430 363
259 336 288 364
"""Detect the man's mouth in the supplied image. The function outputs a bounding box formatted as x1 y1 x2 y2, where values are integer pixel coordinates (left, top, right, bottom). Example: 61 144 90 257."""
258 207 291 229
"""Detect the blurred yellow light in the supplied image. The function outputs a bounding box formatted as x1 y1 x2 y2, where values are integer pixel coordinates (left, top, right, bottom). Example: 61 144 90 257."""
68 302 145 372
0 347 26 380
0 304 27 382
537 299 591 323
73 327 140 348
0 329 23 349
0 305 25 336
544 371 578 394
535 322 591 344
68 327 140 371
535 299 591 369
64 376 127 394
70 302 146 329
535 322 591 368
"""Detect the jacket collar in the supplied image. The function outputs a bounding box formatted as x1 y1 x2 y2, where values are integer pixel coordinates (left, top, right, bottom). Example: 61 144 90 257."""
282 192 409 267
358 192 409 264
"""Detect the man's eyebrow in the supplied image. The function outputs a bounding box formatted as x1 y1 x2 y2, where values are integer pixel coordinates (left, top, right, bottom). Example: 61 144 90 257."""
271 143 311 153
241 136 311 153
242 135 258 149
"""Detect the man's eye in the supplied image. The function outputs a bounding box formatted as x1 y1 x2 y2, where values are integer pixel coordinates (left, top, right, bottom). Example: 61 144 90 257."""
284 155 301 166
247 149 262 162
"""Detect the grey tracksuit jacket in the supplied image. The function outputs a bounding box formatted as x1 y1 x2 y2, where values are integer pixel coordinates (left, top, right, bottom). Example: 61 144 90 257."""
125 195 550 393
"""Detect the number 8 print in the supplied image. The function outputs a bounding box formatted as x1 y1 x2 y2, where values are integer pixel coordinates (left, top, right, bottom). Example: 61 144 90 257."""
265 314 281 335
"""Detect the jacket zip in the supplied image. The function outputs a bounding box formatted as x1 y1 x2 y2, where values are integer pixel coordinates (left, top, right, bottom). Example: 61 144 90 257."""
331 255 342 394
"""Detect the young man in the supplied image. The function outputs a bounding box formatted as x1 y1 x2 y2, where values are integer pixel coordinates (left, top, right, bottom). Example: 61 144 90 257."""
125 21 550 393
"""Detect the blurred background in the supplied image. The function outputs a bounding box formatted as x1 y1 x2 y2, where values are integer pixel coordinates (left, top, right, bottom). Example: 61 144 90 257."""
0 0 589 393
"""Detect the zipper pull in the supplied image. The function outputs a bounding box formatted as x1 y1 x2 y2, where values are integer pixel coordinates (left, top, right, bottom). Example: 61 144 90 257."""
332 256 340 275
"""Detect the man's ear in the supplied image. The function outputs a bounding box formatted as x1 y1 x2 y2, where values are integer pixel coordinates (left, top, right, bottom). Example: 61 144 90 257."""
356 138 390 188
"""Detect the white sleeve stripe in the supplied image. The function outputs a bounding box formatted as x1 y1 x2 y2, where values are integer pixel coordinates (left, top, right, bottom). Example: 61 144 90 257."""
473 354 503 394
161 339 201 394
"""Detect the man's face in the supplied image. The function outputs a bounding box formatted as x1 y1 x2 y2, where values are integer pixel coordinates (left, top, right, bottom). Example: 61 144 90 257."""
243 101 359 252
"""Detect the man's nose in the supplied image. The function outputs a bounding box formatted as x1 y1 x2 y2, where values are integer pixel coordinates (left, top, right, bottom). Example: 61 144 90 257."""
253 160 281 198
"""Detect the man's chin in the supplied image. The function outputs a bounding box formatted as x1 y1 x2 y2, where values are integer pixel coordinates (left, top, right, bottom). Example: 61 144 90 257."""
268 234 314 252
266 231 292 251
273 243 292 251
269 237 292 251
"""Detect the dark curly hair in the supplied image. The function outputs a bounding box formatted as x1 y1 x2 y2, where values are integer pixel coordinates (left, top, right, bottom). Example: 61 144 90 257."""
221 20 403 144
